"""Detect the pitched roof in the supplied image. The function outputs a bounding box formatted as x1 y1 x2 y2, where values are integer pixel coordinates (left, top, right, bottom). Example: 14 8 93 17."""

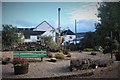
35 20 55 30
61 29 75 36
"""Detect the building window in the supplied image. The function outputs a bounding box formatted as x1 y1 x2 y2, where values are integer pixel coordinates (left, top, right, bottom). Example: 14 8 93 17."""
69 36 72 39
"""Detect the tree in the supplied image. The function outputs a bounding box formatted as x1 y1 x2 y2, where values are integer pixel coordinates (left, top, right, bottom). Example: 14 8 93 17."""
2 24 19 49
80 32 95 49
96 2 120 47
38 35 52 47
95 2 120 58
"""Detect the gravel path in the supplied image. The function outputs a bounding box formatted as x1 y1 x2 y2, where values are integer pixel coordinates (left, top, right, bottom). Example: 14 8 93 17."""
2 51 120 79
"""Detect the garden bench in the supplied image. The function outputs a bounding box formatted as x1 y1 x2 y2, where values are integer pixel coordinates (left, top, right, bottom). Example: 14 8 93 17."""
13 50 48 61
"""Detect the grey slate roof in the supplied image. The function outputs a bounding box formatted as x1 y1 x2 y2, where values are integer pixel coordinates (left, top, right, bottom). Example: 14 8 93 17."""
61 29 75 36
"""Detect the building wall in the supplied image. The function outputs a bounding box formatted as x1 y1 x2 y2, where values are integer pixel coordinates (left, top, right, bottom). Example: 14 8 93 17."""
24 36 37 42
63 35 75 43
33 21 55 42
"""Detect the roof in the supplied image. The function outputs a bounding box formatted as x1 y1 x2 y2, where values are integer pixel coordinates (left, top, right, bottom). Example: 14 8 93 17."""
61 29 75 36
35 20 55 30
21 30 45 35
17 28 35 32
20 30 45 39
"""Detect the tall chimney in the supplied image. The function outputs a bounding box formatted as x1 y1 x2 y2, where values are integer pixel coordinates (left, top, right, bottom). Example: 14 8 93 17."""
58 8 61 34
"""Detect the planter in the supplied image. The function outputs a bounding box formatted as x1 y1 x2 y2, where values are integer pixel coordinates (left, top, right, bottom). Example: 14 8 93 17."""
115 52 120 61
14 64 29 75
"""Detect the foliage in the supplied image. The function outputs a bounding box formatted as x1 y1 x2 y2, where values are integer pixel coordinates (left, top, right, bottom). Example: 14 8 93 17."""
12 57 29 66
95 2 120 47
67 53 71 57
55 52 64 59
2 24 19 48
38 35 52 47
90 52 96 55
83 48 94 52
47 52 53 58
61 46 69 55
111 40 119 52
50 42 58 50
80 32 95 49
5 57 11 62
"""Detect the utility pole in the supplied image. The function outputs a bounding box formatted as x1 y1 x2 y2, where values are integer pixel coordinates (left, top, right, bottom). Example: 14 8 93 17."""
75 19 77 44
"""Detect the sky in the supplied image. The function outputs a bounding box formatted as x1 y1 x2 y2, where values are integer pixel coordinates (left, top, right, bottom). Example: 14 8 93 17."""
2 2 99 33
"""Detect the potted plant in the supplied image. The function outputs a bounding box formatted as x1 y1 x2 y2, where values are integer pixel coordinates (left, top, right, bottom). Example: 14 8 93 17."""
12 57 29 75
2 57 11 65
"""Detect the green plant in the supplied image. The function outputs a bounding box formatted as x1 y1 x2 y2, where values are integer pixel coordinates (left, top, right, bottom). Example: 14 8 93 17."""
5 57 11 62
84 48 94 52
55 52 64 59
90 52 96 55
61 46 69 55
67 53 71 57
12 57 29 66
47 52 53 58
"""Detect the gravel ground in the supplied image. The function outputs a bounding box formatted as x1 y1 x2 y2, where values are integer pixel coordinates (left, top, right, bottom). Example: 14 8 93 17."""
1 51 120 79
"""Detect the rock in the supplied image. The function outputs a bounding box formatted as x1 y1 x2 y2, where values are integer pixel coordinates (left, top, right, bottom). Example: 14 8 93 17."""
50 58 57 62
95 59 114 67
70 58 94 72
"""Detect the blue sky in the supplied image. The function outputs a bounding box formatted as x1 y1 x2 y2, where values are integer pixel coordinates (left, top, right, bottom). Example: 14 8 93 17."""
2 2 98 33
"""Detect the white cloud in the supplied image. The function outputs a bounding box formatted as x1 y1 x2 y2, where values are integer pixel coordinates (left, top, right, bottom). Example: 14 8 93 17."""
67 3 98 21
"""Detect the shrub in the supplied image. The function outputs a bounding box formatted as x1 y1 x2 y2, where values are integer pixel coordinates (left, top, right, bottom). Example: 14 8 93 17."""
67 53 71 57
55 52 64 59
84 48 94 52
61 47 69 55
5 57 11 62
47 52 53 58
90 52 96 55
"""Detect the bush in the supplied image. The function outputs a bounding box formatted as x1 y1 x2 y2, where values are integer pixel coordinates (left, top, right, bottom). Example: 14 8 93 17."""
90 52 96 55
55 52 64 59
67 53 71 57
47 52 53 58
5 57 11 62
61 47 69 55
84 48 94 52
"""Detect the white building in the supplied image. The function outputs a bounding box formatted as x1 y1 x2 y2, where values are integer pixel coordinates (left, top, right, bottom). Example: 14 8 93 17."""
33 21 55 41
61 29 76 45
17 21 55 42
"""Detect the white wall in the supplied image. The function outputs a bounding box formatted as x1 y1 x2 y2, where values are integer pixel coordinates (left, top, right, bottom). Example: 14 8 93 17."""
33 21 55 42
24 36 37 42
63 35 75 43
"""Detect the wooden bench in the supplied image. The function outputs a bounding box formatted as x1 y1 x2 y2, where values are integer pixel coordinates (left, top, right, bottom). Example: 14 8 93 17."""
13 50 48 61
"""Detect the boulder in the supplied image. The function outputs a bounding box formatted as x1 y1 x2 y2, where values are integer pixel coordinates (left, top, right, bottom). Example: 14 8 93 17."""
70 58 97 72
94 59 114 67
